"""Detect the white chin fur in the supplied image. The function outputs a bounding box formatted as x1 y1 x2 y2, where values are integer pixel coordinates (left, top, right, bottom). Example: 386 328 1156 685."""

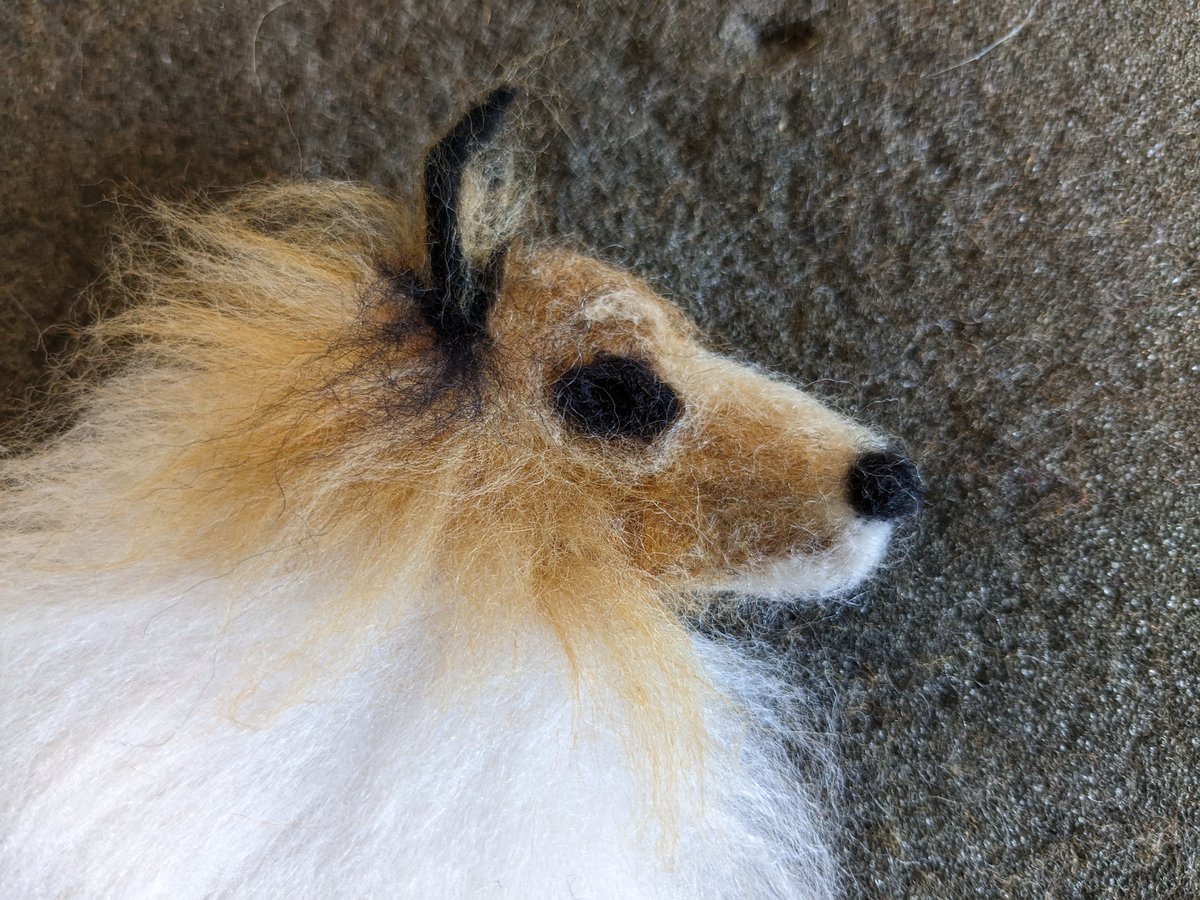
712 519 893 601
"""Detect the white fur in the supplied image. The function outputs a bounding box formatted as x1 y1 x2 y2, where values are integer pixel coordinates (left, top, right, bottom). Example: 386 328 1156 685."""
0 547 841 898
713 521 892 601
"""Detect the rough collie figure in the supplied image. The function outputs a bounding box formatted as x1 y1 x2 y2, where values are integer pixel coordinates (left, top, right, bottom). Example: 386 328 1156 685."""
0 89 921 898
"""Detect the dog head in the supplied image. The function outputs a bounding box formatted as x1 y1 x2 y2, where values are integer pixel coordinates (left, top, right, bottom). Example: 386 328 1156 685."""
375 87 922 609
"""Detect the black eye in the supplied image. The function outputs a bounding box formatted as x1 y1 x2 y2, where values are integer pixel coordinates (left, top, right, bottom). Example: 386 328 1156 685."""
552 354 682 441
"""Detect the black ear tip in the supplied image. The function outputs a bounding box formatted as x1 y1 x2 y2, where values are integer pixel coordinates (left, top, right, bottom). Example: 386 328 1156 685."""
481 84 519 114
425 86 520 177
458 85 519 147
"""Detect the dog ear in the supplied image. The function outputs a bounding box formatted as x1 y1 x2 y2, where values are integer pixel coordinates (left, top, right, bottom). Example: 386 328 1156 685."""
419 86 517 352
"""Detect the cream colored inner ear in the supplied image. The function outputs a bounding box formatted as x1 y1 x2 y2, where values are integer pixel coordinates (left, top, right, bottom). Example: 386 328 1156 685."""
454 150 529 268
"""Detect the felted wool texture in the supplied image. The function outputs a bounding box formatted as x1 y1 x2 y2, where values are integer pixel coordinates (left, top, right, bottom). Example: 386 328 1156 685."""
0 563 840 898
0 170 892 896
2 2 1197 898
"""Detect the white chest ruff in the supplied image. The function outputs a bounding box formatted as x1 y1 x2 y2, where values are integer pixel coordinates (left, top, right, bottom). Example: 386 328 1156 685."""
0 568 837 899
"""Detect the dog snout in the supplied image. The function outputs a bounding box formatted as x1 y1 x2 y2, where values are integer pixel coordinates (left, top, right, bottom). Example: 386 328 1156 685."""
846 449 923 520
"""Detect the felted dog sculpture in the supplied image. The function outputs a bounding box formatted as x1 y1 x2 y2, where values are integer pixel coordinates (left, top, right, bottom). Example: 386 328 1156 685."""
0 88 921 898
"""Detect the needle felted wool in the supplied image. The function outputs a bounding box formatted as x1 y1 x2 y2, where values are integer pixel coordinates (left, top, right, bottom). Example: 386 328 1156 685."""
0 89 920 899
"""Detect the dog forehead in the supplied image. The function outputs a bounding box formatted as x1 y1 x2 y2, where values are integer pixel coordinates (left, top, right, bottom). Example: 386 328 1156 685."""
580 289 672 331
500 249 697 345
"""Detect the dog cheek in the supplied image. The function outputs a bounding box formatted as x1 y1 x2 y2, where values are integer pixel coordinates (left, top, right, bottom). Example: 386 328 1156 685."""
622 480 770 582
631 450 850 585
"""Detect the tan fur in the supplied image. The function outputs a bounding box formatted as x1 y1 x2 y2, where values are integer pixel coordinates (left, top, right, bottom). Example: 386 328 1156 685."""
4 180 874 830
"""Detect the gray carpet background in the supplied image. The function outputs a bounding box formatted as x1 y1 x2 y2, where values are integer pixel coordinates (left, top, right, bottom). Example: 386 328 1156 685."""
2 2 1197 896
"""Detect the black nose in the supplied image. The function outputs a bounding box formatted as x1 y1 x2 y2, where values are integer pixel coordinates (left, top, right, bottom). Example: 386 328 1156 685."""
847 450 923 520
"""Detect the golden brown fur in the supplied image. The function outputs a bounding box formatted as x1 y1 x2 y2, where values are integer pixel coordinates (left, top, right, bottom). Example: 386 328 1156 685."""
3 178 876 829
